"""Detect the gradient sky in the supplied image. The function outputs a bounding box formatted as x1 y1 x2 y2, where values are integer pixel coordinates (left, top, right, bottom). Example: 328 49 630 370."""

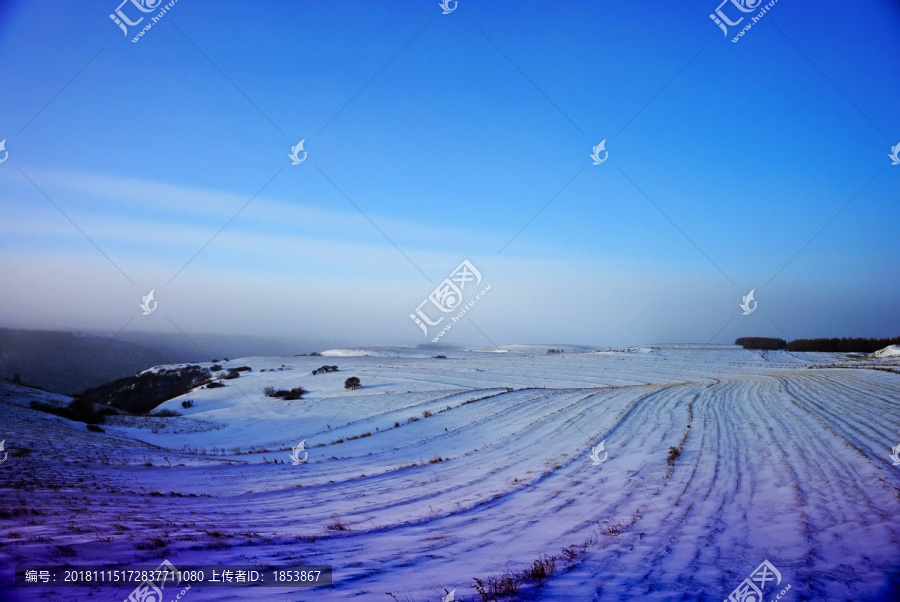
0 0 898 350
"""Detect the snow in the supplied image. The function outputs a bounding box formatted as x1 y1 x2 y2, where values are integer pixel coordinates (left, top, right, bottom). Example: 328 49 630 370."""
0 380 70 409
321 347 383 357
1 347 899 601
871 345 900 358
321 346 452 358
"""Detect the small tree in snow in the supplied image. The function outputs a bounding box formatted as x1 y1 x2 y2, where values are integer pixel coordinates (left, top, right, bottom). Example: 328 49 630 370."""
344 377 361 390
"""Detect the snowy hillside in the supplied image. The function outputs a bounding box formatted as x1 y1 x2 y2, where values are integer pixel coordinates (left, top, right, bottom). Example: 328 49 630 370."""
872 345 900 358
1 347 899 601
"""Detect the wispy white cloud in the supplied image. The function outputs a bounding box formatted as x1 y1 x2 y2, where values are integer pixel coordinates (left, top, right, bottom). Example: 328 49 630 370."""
14 168 507 257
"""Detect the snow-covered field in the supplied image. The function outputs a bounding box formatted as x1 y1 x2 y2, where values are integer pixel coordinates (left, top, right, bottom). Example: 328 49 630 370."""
2 345 899 601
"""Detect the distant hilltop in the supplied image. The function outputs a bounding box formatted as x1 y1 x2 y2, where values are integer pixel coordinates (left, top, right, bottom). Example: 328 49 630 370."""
0 327 315 395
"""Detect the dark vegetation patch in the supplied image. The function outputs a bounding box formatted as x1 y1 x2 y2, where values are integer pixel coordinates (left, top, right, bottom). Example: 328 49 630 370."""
667 446 682 466
29 398 111 425
736 336 900 353
735 337 787 350
75 365 214 414
264 386 307 401
31 364 222 423
788 336 900 353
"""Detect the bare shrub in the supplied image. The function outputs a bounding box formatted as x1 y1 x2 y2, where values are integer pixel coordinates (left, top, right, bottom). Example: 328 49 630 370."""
525 554 557 586
667 446 682 466
473 568 522 599
326 516 349 531
598 519 626 536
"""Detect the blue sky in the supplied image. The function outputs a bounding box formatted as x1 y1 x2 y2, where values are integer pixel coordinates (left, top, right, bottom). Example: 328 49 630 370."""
0 0 898 348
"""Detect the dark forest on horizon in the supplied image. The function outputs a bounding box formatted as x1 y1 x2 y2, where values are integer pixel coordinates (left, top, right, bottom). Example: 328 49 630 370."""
736 336 900 353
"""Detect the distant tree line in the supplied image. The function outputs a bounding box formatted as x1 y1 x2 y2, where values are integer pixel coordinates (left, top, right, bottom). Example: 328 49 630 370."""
786 337 900 353
736 336 900 352
735 337 787 350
